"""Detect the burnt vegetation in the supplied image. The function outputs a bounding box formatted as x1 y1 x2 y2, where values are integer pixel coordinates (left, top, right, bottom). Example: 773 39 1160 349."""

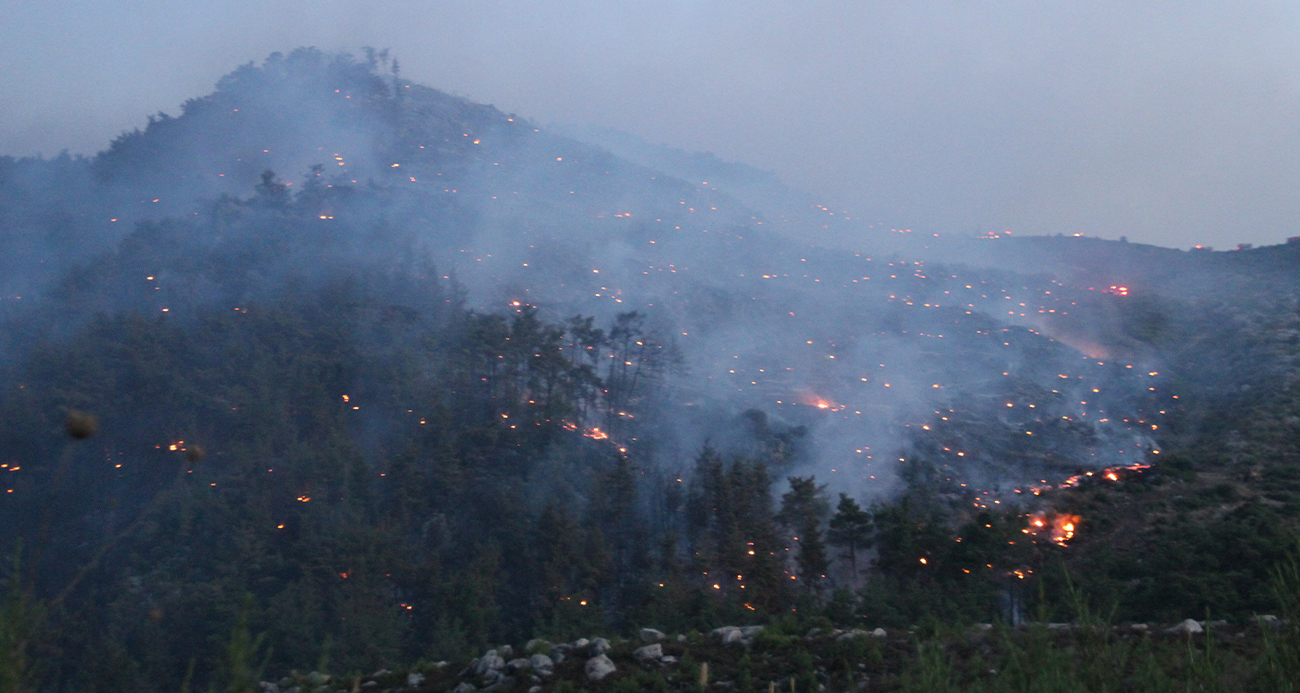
1 49 1300 691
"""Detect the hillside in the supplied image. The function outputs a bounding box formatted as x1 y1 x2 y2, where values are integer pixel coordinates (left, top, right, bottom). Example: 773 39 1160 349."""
0 49 1299 692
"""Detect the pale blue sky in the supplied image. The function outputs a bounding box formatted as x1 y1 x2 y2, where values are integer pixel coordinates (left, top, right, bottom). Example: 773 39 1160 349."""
4 1 1299 248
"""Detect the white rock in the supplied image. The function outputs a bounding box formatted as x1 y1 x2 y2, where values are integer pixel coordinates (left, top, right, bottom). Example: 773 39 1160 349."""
498 645 514 658
573 638 590 648
676 634 687 643
529 654 554 671
476 654 505 675
871 628 887 637
640 627 667 642
1166 619 1203 635
526 638 550 653
633 644 663 662
406 672 425 687
506 658 531 672
661 655 678 665
590 637 612 655
586 654 617 681
739 626 765 637
713 626 742 642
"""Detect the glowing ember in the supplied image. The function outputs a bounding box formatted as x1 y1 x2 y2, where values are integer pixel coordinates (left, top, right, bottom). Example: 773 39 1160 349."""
1026 513 1081 546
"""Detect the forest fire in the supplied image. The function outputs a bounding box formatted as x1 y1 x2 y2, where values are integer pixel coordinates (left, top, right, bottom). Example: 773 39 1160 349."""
1026 513 1081 546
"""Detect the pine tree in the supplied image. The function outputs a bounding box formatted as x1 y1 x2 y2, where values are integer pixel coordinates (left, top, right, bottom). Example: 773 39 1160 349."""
778 477 830 593
827 494 874 581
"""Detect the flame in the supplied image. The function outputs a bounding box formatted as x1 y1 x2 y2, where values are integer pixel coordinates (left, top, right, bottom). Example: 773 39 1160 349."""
1027 513 1081 546
584 428 609 440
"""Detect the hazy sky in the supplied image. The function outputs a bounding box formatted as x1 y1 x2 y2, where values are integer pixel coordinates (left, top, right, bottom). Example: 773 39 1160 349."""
4 1 1299 248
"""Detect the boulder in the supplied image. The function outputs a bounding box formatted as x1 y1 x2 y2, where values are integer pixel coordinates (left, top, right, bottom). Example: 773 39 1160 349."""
661 655 678 665
530 653 554 667
1166 619 1203 635
676 634 687 643
573 638 590 649
476 653 505 675
740 626 765 637
633 644 664 663
406 672 425 687
713 626 745 644
498 645 514 658
836 629 867 641
1130 623 1148 631
640 627 667 642
506 658 531 673
526 638 550 653
586 654 617 681
871 628 887 637
590 637 611 655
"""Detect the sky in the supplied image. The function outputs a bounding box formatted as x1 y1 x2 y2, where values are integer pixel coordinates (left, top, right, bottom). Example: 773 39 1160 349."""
3 1 1299 249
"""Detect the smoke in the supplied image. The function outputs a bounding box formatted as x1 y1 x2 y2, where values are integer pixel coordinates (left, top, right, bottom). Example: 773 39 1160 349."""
1 49 1174 504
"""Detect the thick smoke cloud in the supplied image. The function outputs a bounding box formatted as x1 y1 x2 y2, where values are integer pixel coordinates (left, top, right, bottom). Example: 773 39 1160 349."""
1 51 1170 505
3 2 1300 248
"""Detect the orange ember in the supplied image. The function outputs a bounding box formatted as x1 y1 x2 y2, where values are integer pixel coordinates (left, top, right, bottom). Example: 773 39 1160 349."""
1027 513 1082 546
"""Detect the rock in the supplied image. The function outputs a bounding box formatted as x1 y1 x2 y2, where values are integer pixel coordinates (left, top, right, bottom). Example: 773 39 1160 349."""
676 634 687 643
528 687 542 693
551 652 565 664
306 672 331 686
871 628 887 637
526 638 550 653
572 638 590 648
1047 623 1072 631
633 644 664 662
713 626 743 644
740 626 765 637
586 654 617 681
506 658 531 672
1166 619 1203 635
661 655 678 665
640 627 667 642
476 653 505 675
370 669 391 679
529 654 554 672
407 672 425 687
1255 614 1280 626
453 684 476 693
361 682 379 689
1130 623 1148 631
806 628 823 638
590 637 611 655
836 629 866 641
498 645 514 658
